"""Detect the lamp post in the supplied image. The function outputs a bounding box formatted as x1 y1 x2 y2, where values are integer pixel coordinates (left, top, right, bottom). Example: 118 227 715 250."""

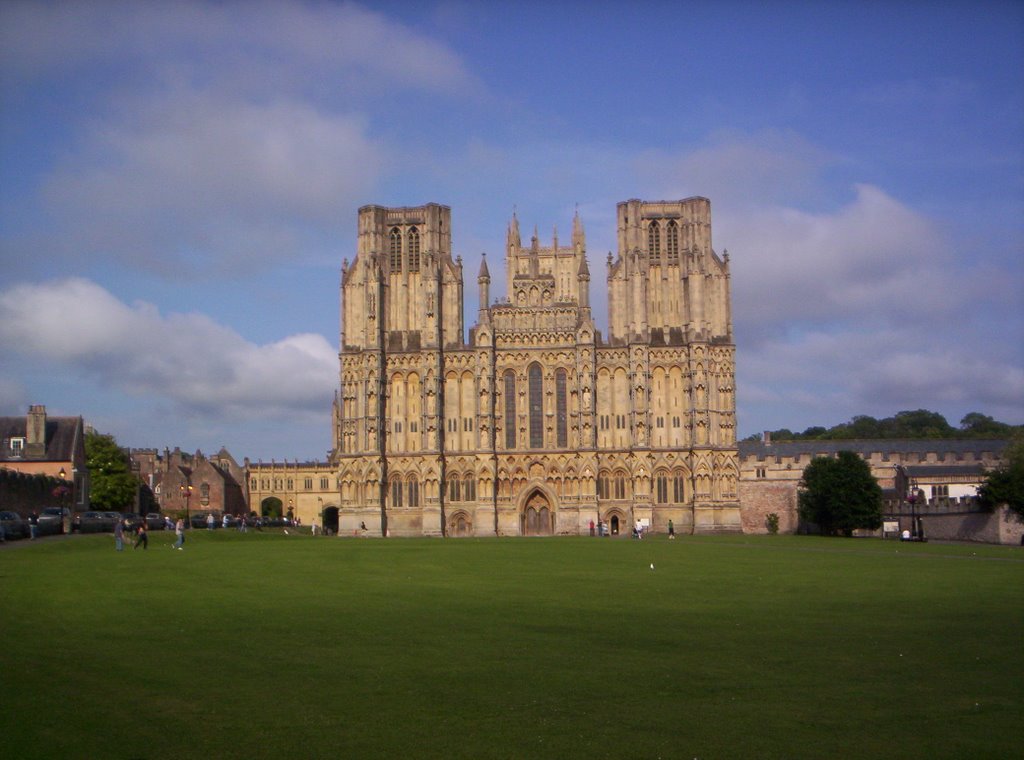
180 480 193 528
57 468 71 534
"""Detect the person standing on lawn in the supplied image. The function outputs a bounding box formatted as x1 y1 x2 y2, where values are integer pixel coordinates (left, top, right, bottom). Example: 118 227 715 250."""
114 519 124 551
134 522 148 550
173 518 185 550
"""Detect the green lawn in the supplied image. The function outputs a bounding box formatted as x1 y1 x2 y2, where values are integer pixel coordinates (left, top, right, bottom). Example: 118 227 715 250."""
2 532 1021 759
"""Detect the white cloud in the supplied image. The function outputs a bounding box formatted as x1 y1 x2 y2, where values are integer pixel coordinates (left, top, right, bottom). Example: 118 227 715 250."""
41 92 383 273
0 1 480 96
0 278 337 418
725 184 950 329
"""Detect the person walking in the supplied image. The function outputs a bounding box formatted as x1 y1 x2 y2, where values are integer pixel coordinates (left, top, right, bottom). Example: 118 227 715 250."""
173 518 185 550
668 519 675 539
206 513 215 531
134 522 148 550
29 512 39 540
114 519 125 551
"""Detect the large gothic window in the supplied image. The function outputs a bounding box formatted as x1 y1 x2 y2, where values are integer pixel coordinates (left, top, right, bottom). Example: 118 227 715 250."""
648 221 661 259
448 475 461 502
666 220 679 264
389 228 402 271
407 227 420 272
390 476 403 508
656 473 668 504
463 475 476 502
529 364 543 448
407 478 419 508
503 371 516 449
555 369 567 448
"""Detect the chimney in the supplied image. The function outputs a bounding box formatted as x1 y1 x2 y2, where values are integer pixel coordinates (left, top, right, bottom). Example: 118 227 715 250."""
763 430 772 446
26 405 47 457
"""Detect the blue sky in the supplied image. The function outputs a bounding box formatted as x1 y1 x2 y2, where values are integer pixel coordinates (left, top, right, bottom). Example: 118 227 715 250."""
1 0 1021 461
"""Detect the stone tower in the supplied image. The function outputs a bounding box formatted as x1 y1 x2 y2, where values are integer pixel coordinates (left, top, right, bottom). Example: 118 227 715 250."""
329 198 740 537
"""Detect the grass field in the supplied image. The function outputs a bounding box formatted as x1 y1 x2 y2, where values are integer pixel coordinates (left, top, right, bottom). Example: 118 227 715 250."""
2 531 1021 759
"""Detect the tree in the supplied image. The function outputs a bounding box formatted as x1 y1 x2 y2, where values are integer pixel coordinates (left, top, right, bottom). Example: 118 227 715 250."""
798 451 883 536
977 437 1024 519
85 432 138 511
960 412 1013 438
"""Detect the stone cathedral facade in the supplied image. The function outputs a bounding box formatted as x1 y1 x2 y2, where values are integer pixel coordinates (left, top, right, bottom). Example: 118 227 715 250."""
324 198 740 536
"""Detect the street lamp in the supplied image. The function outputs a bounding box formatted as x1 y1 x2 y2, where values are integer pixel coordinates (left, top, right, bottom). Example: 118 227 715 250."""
179 480 193 528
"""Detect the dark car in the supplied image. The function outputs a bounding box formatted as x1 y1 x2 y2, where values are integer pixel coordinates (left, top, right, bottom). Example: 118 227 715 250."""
75 511 117 534
0 511 29 540
37 507 69 535
145 513 165 530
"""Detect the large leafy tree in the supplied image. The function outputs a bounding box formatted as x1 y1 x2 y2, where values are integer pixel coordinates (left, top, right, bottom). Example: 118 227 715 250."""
798 451 883 536
978 437 1024 519
85 432 138 510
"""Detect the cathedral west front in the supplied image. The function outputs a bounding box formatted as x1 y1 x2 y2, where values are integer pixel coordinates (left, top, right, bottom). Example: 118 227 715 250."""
318 197 740 536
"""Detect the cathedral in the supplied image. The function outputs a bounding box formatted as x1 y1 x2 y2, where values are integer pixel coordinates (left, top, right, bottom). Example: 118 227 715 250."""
323 198 740 536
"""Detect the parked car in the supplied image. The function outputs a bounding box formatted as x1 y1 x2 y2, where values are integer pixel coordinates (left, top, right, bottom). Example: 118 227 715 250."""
145 513 165 530
0 510 29 540
190 512 210 529
74 511 118 534
37 507 69 535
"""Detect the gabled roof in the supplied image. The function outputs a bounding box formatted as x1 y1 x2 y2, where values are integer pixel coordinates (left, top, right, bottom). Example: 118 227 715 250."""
0 416 84 463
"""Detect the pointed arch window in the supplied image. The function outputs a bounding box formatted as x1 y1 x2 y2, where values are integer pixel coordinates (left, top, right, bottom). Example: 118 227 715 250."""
390 476 403 508
555 369 567 448
407 227 420 272
463 475 476 502
407 477 419 508
648 221 661 259
448 475 461 502
389 228 402 271
666 220 679 265
529 364 543 448
503 370 516 449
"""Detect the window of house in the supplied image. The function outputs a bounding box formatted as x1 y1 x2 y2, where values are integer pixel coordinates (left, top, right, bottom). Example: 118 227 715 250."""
389 228 402 271
556 369 567 448
504 371 516 449
672 416 681 428
407 227 420 272
200 483 210 506
656 475 668 504
529 364 543 448
756 467 766 479
410 422 418 433
672 474 685 503
648 221 661 258
8 437 24 456
286 479 293 490
304 478 312 489
251 478 257 491
614 476 626 500
320 477 329 490
666 220 679 264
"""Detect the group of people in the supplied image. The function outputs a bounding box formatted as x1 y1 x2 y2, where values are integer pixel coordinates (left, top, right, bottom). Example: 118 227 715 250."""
113 518 148 551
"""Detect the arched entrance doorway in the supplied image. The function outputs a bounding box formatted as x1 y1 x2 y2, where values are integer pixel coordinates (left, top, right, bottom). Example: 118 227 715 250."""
520 490 553 536
610 515 619 535
448 511 472 537
261 497 282 518
322 506 339 536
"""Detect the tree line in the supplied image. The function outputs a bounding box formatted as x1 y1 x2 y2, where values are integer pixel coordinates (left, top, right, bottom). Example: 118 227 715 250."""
745 410 1022 443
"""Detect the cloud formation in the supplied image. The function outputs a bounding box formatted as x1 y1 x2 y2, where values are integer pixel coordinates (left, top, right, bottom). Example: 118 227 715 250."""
0 278 337 418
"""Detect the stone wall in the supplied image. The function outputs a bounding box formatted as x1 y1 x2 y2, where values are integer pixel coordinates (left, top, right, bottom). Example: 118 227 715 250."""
739 480 798 534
